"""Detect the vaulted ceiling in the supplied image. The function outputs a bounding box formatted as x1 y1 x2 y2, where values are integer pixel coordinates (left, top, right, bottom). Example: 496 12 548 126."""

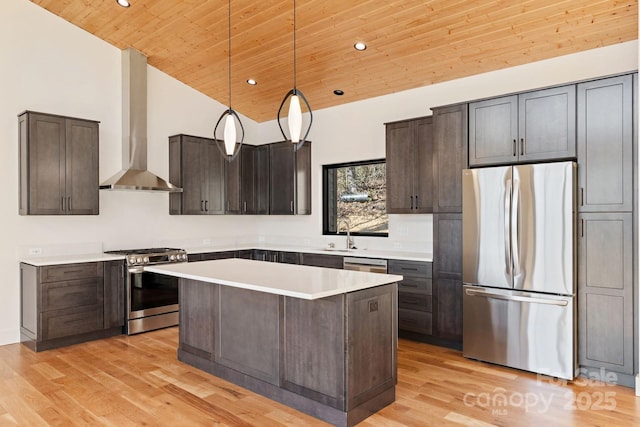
30 0 637 122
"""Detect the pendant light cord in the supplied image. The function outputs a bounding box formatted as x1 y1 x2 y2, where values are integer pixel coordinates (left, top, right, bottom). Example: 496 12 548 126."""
293 0 296 89
228 0 232 109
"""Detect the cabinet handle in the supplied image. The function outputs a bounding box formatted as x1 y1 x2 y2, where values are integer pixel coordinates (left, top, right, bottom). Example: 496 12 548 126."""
410 196 414 209
61 197 65 211
243 201 247 212
227 200 229 212
580 188 584 206
415 195 419 209
67 197 71 212
205 200 209 212
402 283 418 288
581 219 584 238
201 200 204 212
290 201 294 213
513 139 516 156
520 138 524 156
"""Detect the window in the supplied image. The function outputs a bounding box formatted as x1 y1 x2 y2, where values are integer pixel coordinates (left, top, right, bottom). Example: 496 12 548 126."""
323 159 388 236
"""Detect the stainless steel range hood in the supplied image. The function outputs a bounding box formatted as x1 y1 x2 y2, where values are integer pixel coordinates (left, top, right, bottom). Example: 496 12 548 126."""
100 48 182 192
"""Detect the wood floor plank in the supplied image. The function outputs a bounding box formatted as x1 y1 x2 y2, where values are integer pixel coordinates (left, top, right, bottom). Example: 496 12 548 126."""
1 330 639 426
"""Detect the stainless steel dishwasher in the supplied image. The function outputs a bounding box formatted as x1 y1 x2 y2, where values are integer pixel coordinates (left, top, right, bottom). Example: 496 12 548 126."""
343 257 387 273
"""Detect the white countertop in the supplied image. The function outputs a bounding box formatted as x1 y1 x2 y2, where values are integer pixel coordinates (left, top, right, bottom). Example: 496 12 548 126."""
145 258 403 300
20 253 125 266
186 243 432 262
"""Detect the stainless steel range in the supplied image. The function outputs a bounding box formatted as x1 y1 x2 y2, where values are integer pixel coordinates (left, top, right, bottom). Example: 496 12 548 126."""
105 247 188 335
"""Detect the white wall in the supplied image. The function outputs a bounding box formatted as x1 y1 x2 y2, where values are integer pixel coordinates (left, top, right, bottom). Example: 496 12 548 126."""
0 0 637 345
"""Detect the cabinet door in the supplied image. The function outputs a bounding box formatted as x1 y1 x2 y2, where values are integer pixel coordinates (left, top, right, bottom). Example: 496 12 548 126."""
385 120 414 213
433 278 462 342
65 118 99 215
300 253 343 269
255 145 270 214
269 142 295 214
180 136 207 214
295 142 312 215
578 213 633 374
241 144 257 214
433 104 468 213
226 152 242 214
204 140 226 214
414 117 433 213
577 75 633 212
433 214 462 279
103 260 124 329
469 95 518 166
25 113 66 215
519 85 576 162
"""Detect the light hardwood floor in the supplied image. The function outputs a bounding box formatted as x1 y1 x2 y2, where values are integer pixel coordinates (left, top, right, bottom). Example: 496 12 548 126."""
1 328 639 426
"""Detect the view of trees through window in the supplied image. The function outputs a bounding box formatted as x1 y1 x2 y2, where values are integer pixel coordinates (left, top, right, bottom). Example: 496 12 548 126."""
323 160 388 236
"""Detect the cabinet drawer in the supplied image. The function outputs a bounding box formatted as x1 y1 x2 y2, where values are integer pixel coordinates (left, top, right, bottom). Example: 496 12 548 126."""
201 251 236 261
399 277 432 294
41 305 103 340
279 252 299 264
398 292 432 312
41 278 103 312
41 263 99 283
398 309 432 335
388 260 432 277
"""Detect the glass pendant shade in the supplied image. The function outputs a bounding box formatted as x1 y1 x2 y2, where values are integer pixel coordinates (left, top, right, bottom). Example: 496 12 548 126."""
223 114 237 155
288 95 302 143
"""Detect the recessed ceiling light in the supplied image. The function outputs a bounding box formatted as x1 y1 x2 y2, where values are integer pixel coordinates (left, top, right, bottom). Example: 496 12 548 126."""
116 0 130 7
354 42 367 51
333 90 344 96
246 79 257 85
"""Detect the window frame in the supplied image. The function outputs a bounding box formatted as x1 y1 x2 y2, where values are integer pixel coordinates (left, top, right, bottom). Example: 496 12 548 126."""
322 158 388 237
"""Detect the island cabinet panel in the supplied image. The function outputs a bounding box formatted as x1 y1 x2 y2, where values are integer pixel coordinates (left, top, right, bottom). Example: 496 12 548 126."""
179 279 216 362
283 295 345 409
216 286 280 385
20 261 122 352
346 284 397 410
177 278 398 427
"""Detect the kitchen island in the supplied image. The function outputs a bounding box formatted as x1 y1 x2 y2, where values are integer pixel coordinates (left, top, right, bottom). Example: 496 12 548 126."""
146 258 402 427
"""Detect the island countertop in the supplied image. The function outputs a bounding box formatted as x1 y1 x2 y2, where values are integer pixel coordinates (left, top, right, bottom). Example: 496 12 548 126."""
145 258 403 300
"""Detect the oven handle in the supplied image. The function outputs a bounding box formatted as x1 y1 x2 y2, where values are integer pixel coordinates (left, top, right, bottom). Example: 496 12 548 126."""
128 266 145 274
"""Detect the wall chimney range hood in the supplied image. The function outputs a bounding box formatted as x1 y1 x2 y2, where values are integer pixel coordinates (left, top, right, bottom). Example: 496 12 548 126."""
100 48 182 192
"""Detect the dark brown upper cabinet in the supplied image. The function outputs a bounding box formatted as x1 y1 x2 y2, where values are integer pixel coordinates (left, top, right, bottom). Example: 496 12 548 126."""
241 144 270 214
432 103 468 214
169 134 225 215
577 74 633 213
385 116 433 214
269 141 311 215
469 85 576 166
19 111 99 215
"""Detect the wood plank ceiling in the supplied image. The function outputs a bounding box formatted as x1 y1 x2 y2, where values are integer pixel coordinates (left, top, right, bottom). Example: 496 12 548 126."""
30 0 637 122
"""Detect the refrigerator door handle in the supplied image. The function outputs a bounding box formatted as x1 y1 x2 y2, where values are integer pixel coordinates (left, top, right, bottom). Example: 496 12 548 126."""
504 178 512 280
511 177 521 276
464 288 568 307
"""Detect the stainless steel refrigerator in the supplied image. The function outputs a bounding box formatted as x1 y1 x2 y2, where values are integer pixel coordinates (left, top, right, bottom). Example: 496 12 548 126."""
462 161 576 380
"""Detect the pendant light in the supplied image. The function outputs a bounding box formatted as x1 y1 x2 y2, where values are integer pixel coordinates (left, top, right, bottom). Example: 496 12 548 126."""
277 0 312 151
214 0 244 161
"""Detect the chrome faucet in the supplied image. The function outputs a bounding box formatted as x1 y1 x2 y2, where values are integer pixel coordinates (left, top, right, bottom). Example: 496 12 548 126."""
338 220 355 250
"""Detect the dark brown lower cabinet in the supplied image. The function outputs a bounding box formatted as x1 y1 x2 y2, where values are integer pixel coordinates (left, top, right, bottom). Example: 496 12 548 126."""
578 212 634 378
20 260 124 352
299 252 344 269
178 278 397 427
390 260 433 337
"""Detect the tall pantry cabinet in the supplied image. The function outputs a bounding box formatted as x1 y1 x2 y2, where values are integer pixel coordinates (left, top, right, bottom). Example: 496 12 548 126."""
576 74 636 383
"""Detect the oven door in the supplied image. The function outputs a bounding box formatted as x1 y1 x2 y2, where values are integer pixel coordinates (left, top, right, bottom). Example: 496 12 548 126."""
127 267 179 320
